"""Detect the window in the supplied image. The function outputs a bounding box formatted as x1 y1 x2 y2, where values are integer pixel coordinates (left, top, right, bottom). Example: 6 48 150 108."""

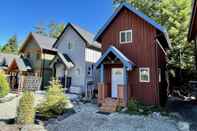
76 68 80 75
68 42 74 50
120 30 132 44
158 68 161 82
139 68 150 82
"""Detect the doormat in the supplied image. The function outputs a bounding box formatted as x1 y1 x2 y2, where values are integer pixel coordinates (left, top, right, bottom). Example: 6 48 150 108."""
96 111 111 115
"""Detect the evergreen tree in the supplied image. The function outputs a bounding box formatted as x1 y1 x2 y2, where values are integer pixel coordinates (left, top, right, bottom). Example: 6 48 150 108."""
1 35 18 54
48 21 65 39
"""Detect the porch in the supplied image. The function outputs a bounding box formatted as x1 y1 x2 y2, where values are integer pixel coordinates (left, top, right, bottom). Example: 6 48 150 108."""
95 46 135 112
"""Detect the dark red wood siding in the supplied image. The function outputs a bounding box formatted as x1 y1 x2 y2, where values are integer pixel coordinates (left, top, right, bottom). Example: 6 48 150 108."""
98 8 163 105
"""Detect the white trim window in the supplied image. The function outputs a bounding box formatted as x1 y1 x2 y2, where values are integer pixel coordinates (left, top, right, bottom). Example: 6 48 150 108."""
139 67 150 82
158 68 161 83
119 29 132 44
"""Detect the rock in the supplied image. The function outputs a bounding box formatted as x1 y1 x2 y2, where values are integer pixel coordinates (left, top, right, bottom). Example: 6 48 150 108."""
169 112 183 120
177 122 190 131
0 121 6 126
138 109 144 113
0 125 19 131
21 124 47 131
151 112 161 119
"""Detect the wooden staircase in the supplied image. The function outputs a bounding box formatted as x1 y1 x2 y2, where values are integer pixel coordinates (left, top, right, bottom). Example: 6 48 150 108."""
100 98 119 112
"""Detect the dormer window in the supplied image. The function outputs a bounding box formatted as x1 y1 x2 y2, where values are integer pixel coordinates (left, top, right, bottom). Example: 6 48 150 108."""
120 30 132 44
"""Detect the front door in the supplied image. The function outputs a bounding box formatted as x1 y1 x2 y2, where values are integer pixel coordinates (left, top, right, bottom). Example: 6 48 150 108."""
111 68 124 98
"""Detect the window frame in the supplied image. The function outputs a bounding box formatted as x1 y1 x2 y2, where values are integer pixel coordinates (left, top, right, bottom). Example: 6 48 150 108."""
119 29 133 44
139 67 150 83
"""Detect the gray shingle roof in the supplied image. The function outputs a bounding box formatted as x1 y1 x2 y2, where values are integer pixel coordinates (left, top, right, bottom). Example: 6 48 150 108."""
57 52 74 68
0 53 18 66
53 23 101 49
31 32 57 51
0 53 32 71
71 24 102 49
14 57 32 71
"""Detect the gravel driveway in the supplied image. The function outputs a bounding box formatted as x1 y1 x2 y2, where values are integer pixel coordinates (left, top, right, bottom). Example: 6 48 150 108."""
46 103 180 131
167 97 197 131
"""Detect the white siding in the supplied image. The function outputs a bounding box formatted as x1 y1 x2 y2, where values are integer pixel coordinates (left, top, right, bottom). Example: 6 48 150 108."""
85 48 101 63
55 26 86 92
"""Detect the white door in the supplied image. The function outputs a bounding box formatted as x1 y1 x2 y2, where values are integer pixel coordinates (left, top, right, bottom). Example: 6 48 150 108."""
111 68 124 98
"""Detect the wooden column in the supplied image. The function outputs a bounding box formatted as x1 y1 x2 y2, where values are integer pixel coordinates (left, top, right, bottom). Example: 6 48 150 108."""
100 64 104 83
123 66 128 105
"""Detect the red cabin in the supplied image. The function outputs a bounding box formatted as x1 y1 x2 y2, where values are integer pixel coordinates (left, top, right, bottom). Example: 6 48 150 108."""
95 4 171 110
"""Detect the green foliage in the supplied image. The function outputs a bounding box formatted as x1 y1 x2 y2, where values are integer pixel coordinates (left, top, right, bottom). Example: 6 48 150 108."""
36 79 69 118
127 99 166 115
1 35 18 54
113 0 195 71
17 91 35 125
128 99 138 113
48 21 65 39
0 72 10 98
34 21 65 39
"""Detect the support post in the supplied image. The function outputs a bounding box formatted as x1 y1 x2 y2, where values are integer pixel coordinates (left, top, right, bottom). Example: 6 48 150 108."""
123 66 128 105
100 64 104 83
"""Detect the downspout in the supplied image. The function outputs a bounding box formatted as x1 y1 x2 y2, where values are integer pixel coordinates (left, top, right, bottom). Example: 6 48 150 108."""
154 39 159 105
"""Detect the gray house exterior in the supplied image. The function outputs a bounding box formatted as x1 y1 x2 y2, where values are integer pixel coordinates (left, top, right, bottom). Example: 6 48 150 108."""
51 23 101 95
19 32 57 89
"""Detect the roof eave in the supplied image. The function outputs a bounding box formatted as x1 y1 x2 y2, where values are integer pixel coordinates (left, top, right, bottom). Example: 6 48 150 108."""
94 3 167 42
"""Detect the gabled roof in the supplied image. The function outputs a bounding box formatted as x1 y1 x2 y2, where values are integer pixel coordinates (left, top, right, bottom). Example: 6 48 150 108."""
50 52 74 69
0 53 18 67
95 46 135 71
53 23 101 50
19 32 57 53
0 53 32 71
9 57 32 71
188 0 197 42
94 3 171 49
57 53 74 69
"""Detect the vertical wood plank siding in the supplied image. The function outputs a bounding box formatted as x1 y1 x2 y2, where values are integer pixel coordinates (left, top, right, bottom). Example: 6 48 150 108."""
99 8 161 105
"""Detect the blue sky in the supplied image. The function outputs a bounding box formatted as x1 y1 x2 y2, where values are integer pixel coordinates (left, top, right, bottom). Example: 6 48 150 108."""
0 0 113 45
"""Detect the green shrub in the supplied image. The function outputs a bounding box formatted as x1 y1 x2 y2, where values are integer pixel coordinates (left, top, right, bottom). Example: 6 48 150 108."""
128 99 138 113
0 72 10 98
17 91 35 124
36 79 69 118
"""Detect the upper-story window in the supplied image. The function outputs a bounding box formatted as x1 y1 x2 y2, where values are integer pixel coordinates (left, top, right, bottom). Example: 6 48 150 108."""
68 42 74 50
119 29 132 44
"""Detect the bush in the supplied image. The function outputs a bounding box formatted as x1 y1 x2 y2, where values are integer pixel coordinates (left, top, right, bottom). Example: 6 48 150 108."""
0 72 10 98
36 79 69 118
17 91 35 124
128 99 138 113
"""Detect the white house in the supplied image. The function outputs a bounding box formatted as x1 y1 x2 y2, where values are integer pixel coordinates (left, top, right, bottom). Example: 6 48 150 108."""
51 23 101 95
